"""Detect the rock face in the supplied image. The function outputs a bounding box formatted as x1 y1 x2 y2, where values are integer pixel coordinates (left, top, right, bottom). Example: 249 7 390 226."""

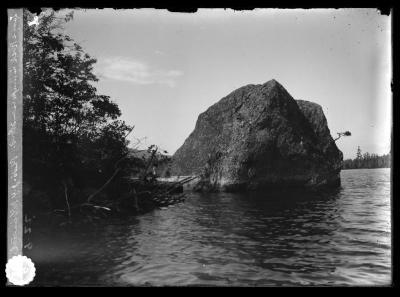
171 79 343 191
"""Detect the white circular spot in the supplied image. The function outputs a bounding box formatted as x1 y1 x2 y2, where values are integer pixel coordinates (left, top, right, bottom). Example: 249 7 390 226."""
5 255 36 286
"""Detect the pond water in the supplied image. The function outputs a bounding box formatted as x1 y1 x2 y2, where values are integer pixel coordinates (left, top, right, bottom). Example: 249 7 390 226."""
26 168 392 286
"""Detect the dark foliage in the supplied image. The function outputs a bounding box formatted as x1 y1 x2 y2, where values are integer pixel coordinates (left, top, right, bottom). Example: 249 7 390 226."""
342 149 391 170
23 10 134 215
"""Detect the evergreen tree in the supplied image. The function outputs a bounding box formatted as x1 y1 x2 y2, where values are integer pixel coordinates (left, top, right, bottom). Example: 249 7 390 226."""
342 150 391 170
356 146 362 159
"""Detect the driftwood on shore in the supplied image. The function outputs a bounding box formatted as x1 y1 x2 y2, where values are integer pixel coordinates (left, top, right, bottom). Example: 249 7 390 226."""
56 174 200 225
123 175 199 208
48 137 199 223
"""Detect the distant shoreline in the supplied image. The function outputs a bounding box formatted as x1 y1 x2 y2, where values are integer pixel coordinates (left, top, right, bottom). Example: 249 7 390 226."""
342 167 390 170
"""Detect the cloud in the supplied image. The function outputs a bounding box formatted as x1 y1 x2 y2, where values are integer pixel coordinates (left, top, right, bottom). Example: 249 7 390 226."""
154 50 167 56
95 57 183 87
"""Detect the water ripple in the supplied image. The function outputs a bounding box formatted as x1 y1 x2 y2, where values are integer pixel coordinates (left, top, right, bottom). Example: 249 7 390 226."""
28 168 391 286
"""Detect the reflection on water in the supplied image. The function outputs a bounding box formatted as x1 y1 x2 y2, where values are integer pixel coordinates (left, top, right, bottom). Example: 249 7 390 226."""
27 168 391 286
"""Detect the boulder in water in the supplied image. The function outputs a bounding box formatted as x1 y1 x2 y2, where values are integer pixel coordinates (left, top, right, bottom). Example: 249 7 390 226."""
171 79 343 191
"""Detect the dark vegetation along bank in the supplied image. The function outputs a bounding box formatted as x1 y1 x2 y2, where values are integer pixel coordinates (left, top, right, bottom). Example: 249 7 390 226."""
23 10 190 227
342 146 391 170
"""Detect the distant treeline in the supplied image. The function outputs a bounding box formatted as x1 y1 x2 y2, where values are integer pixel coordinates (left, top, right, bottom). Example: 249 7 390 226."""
342 147 391 169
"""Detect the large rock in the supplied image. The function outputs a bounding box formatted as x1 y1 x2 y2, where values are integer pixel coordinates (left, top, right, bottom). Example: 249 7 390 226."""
171 79 343 191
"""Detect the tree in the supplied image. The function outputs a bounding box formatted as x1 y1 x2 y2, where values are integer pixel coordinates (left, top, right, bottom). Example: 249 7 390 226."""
23 9 133 213
334 131 351 141
356 146 362 159
342 150 391 170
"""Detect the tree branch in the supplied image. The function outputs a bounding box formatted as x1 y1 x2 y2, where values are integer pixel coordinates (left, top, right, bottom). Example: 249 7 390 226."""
86 167 121 203
334 131 351 142
141 146 158 180
62 180 71 218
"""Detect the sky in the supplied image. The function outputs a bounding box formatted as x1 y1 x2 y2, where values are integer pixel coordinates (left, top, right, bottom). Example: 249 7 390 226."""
58 8 391 159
